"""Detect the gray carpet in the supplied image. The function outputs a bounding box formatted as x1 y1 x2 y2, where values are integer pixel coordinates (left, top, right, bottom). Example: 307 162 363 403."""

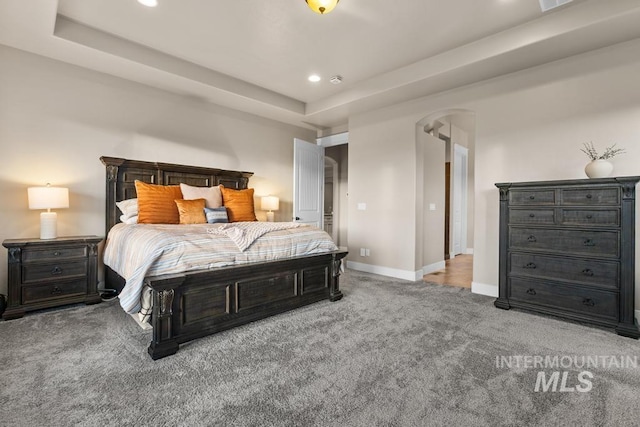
1 270 640 427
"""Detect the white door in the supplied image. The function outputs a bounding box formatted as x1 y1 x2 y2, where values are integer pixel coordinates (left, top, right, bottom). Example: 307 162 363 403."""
452 144 468 256
293 138 324 228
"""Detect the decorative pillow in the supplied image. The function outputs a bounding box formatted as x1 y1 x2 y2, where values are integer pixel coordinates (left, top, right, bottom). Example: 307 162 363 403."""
220 186 257 222
116 198 138 219
204 207 229 224
135 180 183 224
180 183 223 209
119 215 139 224
175 198 207 224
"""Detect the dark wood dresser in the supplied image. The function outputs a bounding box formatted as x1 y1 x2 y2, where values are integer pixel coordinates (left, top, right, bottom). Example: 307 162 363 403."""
2 236 103 320
494 177 640 338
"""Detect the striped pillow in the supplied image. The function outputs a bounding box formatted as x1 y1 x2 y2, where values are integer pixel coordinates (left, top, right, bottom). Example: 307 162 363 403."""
220 186 257 222
135 180 183 224
204 207 229 224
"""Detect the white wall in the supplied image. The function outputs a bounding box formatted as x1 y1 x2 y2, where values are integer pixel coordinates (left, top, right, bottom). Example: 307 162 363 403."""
0 45 316 294
347 38 640 309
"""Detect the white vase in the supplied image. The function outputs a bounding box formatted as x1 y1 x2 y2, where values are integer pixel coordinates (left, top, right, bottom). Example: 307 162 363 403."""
584 159 613 178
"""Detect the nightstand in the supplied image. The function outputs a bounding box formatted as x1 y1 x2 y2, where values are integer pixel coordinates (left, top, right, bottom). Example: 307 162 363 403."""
2 236 103 320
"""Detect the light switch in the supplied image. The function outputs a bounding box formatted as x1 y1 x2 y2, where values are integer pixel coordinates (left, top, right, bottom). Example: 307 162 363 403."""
429 203 436 211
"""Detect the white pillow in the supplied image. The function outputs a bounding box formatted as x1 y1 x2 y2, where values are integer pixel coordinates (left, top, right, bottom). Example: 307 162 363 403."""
119 215 138 224
116 198 138 219
180 183 223 209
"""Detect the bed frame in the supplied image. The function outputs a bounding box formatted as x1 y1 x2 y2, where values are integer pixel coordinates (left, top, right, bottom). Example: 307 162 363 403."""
101 156 346 360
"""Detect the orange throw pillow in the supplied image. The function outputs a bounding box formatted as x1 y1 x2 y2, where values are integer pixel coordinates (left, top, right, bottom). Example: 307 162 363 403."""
175 198 207 224
220 186 257 222
135 180 183 224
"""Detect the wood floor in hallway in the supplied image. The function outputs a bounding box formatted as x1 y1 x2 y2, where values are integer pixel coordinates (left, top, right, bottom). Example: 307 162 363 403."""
423 254 473 289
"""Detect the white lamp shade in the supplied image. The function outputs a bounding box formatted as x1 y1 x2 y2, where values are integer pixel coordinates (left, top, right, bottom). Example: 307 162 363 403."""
261 196 279 211
28 186 69 210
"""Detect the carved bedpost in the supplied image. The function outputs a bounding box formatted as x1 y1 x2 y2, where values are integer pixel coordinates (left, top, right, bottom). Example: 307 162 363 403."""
147 275 185 360
85 241 102 305
329 251 347 302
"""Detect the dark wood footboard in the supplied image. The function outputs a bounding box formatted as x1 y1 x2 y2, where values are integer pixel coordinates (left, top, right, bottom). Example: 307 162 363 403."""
146 250 347 359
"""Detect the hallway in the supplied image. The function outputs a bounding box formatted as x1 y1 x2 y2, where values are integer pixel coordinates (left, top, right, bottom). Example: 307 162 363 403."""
423 255 472 288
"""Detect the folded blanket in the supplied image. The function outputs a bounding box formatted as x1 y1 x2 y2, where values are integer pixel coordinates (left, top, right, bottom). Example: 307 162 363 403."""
208 222 307 251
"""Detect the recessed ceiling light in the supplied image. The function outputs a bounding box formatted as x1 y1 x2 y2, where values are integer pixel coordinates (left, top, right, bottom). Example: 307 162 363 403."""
138 0 158 7
308 74 321 83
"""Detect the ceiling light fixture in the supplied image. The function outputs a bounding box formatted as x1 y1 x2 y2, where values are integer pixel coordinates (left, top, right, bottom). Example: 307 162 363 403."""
308 74 321 83
138 0 158 7
305 0 339 15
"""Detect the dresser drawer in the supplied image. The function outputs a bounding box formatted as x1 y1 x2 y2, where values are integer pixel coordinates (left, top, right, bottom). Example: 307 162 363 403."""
510 228 619 258
509 190 555 205
510 253 619 289
561 209 619 227
22 260 88 283
509 209 555 224
509 278 618 320
22 246 87 262
21 279 87 305
561 188 619 206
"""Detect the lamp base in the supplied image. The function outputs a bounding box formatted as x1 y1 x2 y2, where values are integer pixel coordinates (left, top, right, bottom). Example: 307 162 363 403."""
40 211 58 239
266 211 275 222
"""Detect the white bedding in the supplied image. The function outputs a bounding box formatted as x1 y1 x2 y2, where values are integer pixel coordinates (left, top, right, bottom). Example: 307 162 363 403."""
103 222 338 320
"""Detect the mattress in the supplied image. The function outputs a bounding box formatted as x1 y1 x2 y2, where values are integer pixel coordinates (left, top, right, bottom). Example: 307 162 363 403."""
103 222 338 319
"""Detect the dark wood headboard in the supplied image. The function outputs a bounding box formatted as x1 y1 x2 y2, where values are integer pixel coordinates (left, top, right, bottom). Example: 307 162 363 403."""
100 156 254 235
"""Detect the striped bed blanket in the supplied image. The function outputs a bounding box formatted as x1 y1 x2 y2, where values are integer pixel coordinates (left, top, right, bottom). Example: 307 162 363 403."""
103 222 337 321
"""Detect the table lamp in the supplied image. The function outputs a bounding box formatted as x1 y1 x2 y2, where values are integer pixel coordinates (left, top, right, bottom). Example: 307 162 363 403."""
28 184 69 239
261 196 279 222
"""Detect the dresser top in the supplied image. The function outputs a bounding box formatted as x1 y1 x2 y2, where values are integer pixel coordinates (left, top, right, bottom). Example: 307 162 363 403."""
2 235 103 248
496 176 640 189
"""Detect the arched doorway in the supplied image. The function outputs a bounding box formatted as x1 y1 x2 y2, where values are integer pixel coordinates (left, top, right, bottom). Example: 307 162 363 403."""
416 109 476 287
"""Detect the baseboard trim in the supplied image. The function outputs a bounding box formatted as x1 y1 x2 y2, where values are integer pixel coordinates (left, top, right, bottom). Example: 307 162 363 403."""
636 310 640 323
346 261 421 281
471 281 498 298
422 261 446 275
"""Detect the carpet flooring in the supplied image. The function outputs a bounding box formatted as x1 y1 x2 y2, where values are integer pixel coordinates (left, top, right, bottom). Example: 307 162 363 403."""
1 270 639 426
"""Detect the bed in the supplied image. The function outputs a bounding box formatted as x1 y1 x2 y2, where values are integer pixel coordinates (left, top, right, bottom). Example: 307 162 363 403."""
101 156 347 360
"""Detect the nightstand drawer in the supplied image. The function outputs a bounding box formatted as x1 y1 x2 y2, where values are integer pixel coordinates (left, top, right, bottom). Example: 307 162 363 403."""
509 190 555 205
22 280 87 305
22 260 88 283
561 188 619 205
22 246 88 262
561 209 619 226
510 253 619 289
509 278 617 320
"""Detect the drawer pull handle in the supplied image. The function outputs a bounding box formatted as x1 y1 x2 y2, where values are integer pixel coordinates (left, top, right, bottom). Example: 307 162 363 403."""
527 235 537 243
529 195 535 200
51 266 63 275
529 213 535 218
526 288 537 295
583 239 595 247
53 251 61 256
524 262 537 269
586 215 593 219
582 298 595 307
586 194 593 199
582 269 594 277
51 286 63 295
